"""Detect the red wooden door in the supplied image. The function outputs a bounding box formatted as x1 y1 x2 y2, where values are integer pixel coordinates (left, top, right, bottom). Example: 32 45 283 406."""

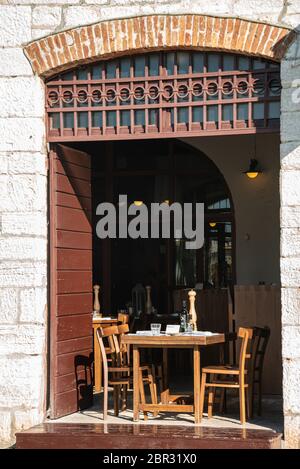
49 144 93 418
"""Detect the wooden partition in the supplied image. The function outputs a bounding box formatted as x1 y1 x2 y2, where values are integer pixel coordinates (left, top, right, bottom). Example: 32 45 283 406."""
234 285 282 395
173 288 230 333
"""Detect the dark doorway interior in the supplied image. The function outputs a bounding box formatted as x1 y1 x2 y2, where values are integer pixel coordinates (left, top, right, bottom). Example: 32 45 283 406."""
89 139 235 316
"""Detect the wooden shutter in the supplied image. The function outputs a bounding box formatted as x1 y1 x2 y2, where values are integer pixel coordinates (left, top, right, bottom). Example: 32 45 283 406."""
49 144 93 418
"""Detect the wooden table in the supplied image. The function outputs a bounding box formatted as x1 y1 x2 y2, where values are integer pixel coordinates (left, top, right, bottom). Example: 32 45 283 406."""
93 317 119 392
122 333 225 424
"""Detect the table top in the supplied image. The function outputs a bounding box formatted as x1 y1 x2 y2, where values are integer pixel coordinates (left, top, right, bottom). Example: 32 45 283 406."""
92 316 119 324
122 332 225 346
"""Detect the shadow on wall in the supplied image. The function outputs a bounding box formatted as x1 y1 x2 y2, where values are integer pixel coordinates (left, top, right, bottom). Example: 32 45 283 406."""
75 352 94 410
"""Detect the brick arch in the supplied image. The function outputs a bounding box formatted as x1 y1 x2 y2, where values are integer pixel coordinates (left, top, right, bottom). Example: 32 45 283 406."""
24 15 296 77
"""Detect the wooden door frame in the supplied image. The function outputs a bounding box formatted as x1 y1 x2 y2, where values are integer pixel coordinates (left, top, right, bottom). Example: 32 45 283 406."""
49 145 58 416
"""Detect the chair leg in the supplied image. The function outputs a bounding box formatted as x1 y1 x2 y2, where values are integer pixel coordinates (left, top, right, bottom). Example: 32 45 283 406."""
138 369 148 421
248 382 253 419
151 364 158 404
199 372 207 420
208 374 215 419
219 388 226 414
258 378 262 416
149 367 158 417
103 370 108 421
121 384 127 411
239 383 246 425
113 385 120 417
245 387 250 420
156 364 163 395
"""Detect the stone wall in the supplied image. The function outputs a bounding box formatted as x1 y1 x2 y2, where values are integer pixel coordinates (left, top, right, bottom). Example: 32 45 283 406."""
281 32 300 449
0 0 300 448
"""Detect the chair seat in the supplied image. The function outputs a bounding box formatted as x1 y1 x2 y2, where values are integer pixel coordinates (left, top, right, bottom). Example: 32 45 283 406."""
108 377 130 385
202 365 247 375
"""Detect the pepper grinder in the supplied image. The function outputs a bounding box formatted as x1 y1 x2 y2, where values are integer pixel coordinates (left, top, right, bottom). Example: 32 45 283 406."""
93 284 101 316
188 289 197 331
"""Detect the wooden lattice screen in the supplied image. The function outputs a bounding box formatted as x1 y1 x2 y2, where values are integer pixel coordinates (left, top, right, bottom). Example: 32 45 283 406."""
46 51 280 141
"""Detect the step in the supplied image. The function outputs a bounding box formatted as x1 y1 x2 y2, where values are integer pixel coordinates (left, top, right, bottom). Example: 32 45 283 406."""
15 423 282 449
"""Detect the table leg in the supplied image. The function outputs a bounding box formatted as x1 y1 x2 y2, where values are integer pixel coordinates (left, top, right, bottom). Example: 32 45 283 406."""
94 326 102 393
133 345 140 421
161 348 170 404
193 345 201 424
162 348 168 389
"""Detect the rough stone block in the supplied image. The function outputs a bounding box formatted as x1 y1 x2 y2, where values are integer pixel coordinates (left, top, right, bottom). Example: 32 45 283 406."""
0 261 46 288
281 228 300 257
281 170 300 206
281 206 300 228
281 142 300 170
0 355 44 408
13 409 44 435
282 326 300 359
0 77 44 118
0 325 45 356
0 174 47 212
11 0 79 3
0 118 45 152
32 6 62 29
281 287 300 325
283 358 300 414
1 212 47 237
19 288 47 324
0 48 33 77
281 257 300 287
281 112 300 143
0 154 8 174
0 6 31 46
0 237 47 261
0 288 18 324
63 6 103 29
281 87 300 113
7 152 47 175
0 411 12 443
234 0 286 23
284 415 300 449
32 29 55 40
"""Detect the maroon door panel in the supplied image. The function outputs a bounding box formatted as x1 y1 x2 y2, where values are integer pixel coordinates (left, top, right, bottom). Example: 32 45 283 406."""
49 144 93 419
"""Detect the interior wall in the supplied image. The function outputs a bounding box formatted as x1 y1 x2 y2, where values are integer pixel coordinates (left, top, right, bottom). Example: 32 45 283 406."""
183 133 280 285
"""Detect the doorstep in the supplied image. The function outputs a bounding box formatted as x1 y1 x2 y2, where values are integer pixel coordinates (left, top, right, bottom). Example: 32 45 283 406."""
15 422 282 449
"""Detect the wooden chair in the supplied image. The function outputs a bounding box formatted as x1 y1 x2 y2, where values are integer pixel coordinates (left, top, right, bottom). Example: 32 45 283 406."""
116 323 158 415
249 326 270 417
199 327 253 425
96 325 156 420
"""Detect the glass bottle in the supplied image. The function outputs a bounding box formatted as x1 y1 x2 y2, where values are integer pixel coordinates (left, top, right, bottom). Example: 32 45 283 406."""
180 300 188 332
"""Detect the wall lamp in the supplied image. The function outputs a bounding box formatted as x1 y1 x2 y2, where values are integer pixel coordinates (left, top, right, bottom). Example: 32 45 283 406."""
244 158 262 179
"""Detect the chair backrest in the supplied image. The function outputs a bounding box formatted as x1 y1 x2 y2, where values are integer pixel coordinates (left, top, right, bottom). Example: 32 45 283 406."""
118 312 129 324
250 326 271 379
96 325 120 368
237 327 254 376
117 323 130 364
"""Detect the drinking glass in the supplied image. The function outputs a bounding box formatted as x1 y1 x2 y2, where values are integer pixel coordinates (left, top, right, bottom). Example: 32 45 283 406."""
150 323 161 335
